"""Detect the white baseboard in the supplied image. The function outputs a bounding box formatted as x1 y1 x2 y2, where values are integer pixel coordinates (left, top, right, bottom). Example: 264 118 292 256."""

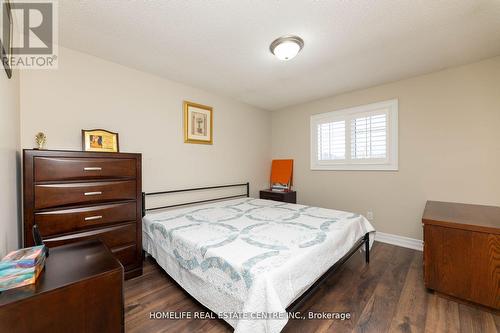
374 231 423 251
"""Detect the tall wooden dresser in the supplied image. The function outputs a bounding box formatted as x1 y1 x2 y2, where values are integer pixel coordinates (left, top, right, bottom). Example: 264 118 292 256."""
23 149 143 279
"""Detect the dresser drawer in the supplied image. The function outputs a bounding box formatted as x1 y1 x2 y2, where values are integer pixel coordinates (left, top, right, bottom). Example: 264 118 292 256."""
260 191 283 201
35 202 137 236
34 157 136 182
112 244 137 268
43 222 137 248
34 180 136 209
259 190 297 203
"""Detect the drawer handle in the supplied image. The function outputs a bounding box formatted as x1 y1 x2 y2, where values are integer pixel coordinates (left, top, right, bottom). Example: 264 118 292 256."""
83 167 102 171
84 215 103 221
84 191 102 196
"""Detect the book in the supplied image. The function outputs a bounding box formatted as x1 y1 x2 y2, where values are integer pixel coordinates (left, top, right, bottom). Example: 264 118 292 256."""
0 255 45 276
271 182 291 192
0 245 46 291
1 245 45 267
0 265 44 291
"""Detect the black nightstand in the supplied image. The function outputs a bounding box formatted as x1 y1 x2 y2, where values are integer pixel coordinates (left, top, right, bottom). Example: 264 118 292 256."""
259 190 297 203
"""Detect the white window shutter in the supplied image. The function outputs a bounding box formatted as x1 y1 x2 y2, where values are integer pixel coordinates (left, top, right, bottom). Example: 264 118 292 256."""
351 113 387 159
310 99 398 171
317 121 345 160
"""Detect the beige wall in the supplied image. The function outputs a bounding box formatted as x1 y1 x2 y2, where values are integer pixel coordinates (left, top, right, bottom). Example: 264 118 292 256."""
16 47 500 242
0 69 20 257
20 47 271 200
272 57 500 240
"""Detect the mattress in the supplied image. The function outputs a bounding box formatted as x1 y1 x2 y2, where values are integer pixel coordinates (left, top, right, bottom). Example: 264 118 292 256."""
143 197 375 333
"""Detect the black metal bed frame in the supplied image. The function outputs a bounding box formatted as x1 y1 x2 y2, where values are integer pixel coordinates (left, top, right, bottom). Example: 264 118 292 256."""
142 182 370 314
287 232 369 312
142 182 250 217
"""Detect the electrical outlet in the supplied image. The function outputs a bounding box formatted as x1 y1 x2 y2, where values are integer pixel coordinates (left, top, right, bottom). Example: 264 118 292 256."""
366 211 374 221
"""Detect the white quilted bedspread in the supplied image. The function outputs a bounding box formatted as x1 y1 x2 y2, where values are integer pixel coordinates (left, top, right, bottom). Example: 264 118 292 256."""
143 197 375 333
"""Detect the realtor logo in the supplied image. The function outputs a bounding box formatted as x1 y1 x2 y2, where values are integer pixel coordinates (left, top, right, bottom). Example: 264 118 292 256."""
10 2 53 54
1 0 58 71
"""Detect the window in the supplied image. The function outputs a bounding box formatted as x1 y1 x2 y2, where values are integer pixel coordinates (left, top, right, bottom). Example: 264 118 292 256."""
311 99 398 170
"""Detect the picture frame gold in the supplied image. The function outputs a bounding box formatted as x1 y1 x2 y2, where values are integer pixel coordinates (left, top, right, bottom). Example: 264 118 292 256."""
184 101 213 145
82 129 119 152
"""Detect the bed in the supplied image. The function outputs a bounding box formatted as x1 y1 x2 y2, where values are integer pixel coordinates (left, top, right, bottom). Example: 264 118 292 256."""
142 183 375 333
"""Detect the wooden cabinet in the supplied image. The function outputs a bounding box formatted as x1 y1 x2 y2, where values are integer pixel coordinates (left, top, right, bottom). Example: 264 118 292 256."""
422 201 500 309
259 189 297 203
23 149 143 279
0 240 123 333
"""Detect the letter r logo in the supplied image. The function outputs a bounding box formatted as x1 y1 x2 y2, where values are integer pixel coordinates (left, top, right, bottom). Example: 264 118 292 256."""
8 2 53 54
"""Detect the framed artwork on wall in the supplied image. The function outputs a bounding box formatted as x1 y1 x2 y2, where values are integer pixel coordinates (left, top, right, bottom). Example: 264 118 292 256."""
184 101 213 145
82 129 119 152
1 0 13 78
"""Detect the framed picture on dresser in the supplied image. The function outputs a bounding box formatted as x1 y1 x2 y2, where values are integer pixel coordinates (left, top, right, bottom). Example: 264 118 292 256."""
82 129 120 152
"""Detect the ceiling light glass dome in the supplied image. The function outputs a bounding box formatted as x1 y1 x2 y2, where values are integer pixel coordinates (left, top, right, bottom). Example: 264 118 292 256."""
270 35 304 61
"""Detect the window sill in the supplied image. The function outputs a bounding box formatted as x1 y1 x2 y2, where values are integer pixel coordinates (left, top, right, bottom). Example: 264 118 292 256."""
310 163 398 171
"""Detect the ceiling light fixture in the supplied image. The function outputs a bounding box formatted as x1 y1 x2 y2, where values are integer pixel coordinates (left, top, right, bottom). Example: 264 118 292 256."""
270 35 304 61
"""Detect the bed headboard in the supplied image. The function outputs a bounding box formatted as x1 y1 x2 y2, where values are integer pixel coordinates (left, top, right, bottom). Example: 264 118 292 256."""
142 182 249 217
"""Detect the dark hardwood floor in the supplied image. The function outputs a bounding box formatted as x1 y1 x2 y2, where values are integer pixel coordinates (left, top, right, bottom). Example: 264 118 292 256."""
125 242 500 333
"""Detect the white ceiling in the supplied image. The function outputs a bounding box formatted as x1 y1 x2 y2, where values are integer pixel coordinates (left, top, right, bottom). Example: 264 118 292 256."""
59 1 500 110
